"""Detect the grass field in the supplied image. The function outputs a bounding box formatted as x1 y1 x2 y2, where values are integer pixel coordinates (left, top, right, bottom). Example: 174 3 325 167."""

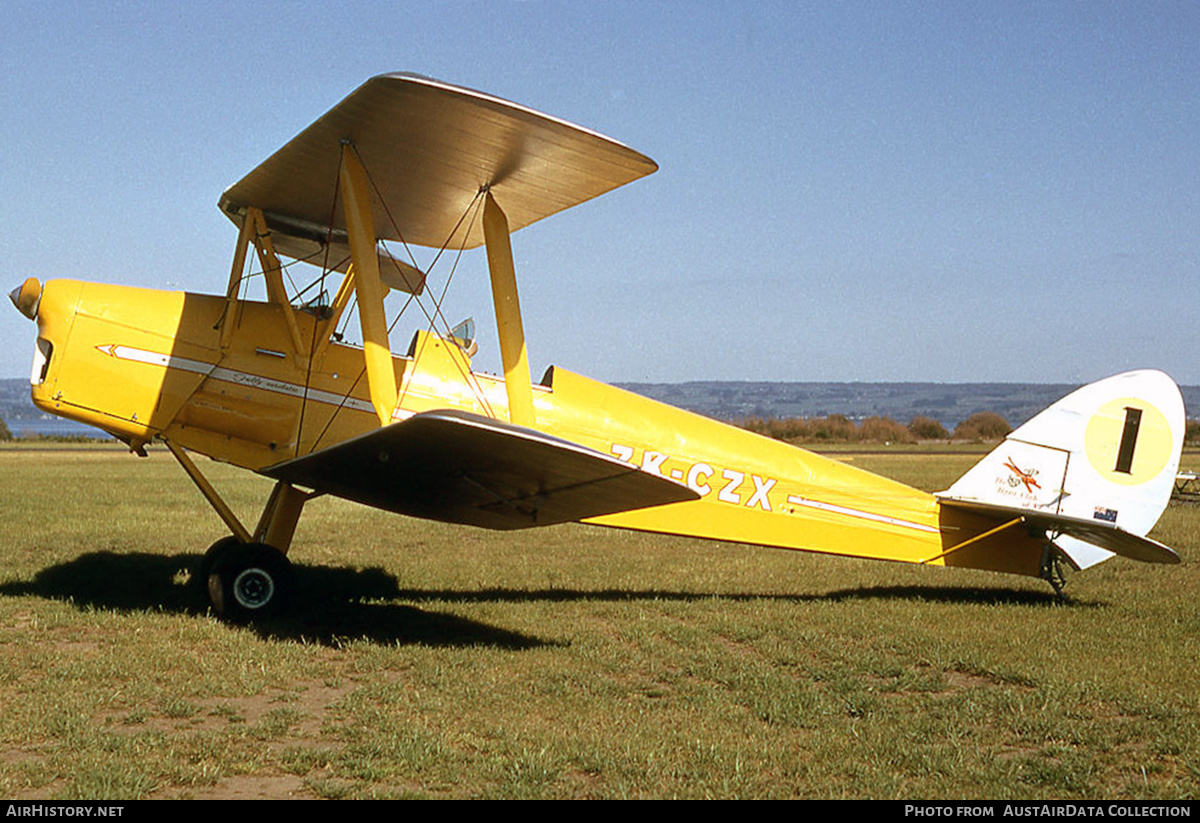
0 443 1197 799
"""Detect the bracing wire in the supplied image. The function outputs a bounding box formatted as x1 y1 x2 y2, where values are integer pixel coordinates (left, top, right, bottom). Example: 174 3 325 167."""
352 144 496 418
295 153 346 457
388 192 494 419
306 146 500 452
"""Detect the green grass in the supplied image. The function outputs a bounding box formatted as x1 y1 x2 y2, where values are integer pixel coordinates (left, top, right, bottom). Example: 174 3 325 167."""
0 446 1197 798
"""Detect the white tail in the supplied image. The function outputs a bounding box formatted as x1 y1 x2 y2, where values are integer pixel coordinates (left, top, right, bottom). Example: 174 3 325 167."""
939 370 1185 569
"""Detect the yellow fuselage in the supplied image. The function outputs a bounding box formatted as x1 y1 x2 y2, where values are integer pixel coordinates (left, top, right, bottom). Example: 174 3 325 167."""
29 279 1046 578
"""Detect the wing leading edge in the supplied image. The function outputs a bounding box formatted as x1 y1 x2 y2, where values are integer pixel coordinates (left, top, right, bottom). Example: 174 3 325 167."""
263 410 698 530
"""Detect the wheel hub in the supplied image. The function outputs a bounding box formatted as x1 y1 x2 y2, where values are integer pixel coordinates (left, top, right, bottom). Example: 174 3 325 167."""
232 567 275 609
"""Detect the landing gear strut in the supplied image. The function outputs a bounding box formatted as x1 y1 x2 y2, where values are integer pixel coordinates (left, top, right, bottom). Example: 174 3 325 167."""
166 439 313 622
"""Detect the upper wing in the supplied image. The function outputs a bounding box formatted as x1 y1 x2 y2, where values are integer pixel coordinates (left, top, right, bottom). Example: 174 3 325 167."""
263 410 698 530
219 73 658 251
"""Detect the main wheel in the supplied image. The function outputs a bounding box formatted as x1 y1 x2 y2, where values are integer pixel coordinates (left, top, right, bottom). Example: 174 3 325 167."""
195 536 242 601
207 543 295 623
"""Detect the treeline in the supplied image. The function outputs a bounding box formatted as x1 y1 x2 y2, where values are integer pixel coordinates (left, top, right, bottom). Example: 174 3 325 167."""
742 413 1200 445
739 411 1014 444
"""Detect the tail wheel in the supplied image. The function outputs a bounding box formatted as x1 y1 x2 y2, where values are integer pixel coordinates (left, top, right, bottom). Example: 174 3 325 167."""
1040 543 1069 602
207 543 295 623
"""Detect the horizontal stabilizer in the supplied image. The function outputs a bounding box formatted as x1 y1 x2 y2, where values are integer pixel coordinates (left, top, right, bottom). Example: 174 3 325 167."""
938 498 1179 565
263 410 698 529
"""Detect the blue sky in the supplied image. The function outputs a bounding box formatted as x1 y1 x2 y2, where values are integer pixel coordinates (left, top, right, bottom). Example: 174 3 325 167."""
2 1 1197 385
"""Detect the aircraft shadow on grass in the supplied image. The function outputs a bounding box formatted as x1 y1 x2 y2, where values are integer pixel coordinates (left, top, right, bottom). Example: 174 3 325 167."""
0 551 542 649
0 551 1080 647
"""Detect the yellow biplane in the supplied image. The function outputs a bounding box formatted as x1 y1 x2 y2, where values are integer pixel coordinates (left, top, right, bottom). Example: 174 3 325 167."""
8 74 1185 621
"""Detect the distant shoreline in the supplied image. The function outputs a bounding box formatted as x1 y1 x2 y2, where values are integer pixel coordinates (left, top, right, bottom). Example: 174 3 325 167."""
614 380 1200 427
3 377 1197 433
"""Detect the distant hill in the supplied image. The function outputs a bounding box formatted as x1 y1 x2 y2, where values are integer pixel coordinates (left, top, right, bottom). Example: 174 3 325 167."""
614 380 1200 427
0 379 37 425
3 377 1197 432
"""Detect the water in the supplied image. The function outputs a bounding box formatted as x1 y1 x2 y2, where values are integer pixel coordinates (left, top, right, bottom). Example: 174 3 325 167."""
7 417 113 439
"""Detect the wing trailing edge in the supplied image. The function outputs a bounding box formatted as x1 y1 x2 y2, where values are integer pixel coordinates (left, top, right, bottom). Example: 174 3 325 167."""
263 410 698 530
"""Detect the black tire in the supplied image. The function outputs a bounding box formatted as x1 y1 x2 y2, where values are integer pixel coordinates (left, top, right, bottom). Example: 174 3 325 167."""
196 536 242 601
207 543 295 623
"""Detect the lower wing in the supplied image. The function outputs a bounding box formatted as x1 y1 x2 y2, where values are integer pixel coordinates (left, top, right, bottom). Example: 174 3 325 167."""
263 409 698 529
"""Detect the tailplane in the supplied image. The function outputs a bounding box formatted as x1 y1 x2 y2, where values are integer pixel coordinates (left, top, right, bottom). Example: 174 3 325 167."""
938 370 1185 569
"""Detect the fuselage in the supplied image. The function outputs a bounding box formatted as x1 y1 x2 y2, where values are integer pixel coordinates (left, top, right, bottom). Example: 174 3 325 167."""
23 278 1048 578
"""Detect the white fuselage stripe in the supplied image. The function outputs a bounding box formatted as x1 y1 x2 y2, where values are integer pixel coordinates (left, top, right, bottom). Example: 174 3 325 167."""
100 344 408 420
785 495 939 533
